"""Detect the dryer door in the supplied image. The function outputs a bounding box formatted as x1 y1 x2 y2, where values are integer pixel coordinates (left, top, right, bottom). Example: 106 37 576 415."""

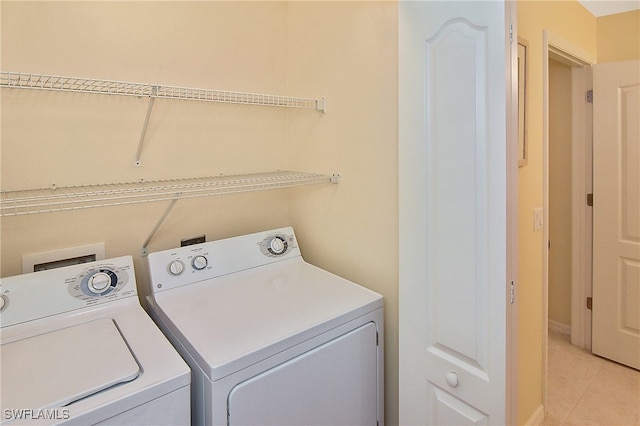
227 322 379 426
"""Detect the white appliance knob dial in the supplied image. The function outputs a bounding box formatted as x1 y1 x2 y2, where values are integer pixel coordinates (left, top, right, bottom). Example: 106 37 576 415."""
168 260 185 276
192 255 208 270
270 237 286 255
88 272 111 293
0 295 5 311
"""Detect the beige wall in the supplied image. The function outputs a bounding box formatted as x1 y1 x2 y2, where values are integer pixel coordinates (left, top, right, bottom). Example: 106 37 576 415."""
517 1 596 424
285 2 399 423
548 59 573 329
1 2 399 424
1 1 292 275
597 10 640 63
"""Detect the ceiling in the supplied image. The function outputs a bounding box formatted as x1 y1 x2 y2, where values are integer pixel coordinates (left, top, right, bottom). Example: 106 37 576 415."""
577 0 640 17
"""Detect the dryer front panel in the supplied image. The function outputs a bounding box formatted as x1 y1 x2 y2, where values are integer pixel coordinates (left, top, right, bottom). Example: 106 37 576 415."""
227 322 379 426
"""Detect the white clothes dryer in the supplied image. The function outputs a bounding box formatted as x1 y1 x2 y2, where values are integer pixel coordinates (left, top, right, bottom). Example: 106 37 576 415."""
0 256 190 425
144 227 384 426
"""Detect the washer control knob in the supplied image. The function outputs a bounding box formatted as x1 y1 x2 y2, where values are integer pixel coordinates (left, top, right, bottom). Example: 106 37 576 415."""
269 236 288 255
192 255 208 271
168 260 185 276
88 272 111 293
0 295 6 311
270 237 284 254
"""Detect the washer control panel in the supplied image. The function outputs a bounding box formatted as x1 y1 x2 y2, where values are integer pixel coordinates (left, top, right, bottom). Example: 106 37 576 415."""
148 227 301 294
0 256 137 327
68 263 131 300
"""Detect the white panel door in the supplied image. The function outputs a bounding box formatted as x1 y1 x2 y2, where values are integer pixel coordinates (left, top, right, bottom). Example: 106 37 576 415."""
399 1 514 424
592 59 640 370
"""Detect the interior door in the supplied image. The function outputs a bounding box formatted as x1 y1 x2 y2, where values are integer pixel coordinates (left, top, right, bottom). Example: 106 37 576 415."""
592 59 640 370
399 1 515 424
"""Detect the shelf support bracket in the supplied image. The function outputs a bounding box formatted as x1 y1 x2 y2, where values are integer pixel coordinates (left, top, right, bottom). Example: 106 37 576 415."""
135 85 158 166
317 97 327 113
141 192 180 256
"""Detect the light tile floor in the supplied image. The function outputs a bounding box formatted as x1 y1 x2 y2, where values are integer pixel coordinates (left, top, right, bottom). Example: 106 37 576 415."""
543 330 640 425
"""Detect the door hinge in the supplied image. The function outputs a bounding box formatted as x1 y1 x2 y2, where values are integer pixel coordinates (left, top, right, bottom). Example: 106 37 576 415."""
587 193 593 207
510 281 515 304
509 21 514 43
586 89 593 103
587 296 593 310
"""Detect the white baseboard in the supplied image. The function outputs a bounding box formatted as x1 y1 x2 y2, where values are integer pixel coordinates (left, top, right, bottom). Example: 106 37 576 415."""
548 319 571 336
525 404 546 426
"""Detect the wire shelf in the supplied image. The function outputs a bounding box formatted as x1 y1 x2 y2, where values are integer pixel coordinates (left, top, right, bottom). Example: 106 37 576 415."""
0 71 326 112
0 171 340 217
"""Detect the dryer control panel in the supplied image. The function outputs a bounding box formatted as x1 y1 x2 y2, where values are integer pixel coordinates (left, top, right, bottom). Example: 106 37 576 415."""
0 256 137 327
148 227 301 294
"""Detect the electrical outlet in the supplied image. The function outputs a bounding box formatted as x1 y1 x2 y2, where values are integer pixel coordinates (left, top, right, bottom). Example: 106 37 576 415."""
181 235 206 247
533 208 544 231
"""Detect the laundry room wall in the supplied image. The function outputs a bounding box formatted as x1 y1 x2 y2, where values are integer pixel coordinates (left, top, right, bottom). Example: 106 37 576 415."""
1 1 400 424
1 2 296 281
285 2 399 424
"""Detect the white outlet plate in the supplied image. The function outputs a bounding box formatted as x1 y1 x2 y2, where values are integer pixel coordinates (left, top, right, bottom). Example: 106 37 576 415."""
533 207 544 231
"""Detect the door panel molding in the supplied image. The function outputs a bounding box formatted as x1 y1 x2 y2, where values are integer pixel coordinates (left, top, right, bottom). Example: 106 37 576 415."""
399 2 516 424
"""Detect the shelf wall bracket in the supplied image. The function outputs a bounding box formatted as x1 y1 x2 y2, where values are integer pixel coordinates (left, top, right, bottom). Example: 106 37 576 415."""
135 85 158 166
317 97 327 113
141 192 180 257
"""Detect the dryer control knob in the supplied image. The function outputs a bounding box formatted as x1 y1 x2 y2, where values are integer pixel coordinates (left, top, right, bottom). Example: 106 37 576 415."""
88 272 112 293
168 260 185 276
192 255 208 271
0 295 6 311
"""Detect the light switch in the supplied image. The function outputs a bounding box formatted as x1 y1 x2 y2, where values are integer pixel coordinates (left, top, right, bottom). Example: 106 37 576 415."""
533 207 544 231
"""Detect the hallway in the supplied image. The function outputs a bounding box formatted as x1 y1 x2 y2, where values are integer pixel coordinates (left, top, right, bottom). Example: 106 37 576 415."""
543 330 640 425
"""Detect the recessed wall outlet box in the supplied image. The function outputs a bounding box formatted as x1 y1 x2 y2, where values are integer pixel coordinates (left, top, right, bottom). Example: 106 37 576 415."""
533 207 544 231
181 235 206 247
22 242 105 274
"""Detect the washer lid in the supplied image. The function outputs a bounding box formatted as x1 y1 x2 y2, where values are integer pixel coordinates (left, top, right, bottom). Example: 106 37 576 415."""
1 318 140 411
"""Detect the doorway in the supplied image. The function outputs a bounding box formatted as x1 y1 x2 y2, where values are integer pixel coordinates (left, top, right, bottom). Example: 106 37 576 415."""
548 55 593 346
542 29 594 410
548 58 576 338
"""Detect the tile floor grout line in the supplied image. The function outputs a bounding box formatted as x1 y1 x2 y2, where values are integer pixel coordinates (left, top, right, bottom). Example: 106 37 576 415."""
559 354 606 425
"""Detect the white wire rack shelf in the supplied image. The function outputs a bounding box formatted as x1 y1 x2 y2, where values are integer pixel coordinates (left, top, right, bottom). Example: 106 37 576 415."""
0 171 340 217
0 71 327 112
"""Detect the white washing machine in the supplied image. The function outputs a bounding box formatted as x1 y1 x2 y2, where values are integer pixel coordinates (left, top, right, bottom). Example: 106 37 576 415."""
0 256 190 425
144 227 384 426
